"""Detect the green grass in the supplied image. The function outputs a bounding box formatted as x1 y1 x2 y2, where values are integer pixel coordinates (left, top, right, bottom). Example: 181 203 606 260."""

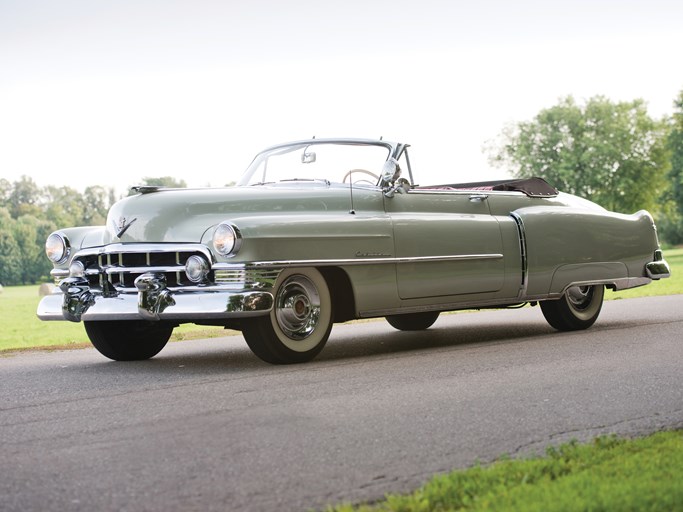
0 285 228 352
328 430 683 512
1 248 680 352
608 247 683 300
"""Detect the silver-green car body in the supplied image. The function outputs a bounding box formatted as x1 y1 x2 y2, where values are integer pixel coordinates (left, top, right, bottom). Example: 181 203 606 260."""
37 138 670 363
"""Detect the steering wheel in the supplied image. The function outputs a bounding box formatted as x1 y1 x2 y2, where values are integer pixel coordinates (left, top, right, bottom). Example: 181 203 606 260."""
342 169 380 185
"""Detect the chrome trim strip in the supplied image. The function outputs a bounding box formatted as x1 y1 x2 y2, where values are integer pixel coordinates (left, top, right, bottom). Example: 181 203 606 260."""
72 243 215 263
50 268 70 278
103 265 185 275
509 212 528 298
361 297 529 317
62 282 272 294
212 254 504 270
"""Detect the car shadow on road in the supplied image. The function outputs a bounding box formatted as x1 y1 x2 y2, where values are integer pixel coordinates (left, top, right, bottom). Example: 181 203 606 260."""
317 318 558 363
81 313 653 376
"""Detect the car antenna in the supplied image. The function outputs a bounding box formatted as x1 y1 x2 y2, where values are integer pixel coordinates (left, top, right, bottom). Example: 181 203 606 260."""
349 171 356 215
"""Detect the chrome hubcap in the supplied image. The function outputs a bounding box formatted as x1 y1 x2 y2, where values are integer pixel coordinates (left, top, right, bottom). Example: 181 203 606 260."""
275 275 321 340
567 286 593 310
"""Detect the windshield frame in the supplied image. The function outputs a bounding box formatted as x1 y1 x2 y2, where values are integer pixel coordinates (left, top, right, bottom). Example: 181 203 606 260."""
236 139 399 187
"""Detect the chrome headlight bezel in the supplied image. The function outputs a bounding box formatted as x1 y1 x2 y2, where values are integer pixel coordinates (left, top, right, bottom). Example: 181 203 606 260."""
45 232 70 264
212 222 242 257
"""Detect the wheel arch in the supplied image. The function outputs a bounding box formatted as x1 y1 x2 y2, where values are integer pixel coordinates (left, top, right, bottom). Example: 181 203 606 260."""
319 266 356 323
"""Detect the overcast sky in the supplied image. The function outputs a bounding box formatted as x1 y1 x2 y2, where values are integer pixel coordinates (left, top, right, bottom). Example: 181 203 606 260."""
1 0 682 194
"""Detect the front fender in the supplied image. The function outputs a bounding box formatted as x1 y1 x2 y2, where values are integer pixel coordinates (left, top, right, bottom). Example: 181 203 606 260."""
49 226 107 271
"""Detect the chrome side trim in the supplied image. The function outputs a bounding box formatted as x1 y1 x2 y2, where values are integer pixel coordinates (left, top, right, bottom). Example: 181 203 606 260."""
212 253 504 270
509 212 528 298
361 297 532 317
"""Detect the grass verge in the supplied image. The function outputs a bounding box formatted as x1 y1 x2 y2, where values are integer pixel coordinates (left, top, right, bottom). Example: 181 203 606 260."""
328 430 683 512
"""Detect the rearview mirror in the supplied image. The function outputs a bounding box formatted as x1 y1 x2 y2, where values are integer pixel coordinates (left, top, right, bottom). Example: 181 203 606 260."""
301 151 316 164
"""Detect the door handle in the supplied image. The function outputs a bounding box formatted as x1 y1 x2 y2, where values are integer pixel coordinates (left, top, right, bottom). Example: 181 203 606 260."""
468 194 488 202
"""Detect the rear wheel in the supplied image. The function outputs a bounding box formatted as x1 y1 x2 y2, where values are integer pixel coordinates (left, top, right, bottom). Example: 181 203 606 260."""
540 285 604 331
386 311 440 331
242 268 333 364
84 320 173 361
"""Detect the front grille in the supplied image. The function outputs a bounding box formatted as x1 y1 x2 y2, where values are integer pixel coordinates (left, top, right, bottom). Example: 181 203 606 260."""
73 245 214 292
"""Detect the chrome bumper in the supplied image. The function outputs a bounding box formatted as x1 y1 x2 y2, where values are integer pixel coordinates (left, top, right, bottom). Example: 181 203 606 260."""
645 249 671 280
37 272 273 322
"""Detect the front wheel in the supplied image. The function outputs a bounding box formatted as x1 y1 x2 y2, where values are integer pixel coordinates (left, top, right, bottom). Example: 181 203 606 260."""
84 320 173 361
386 311 440 331
241 268 333 364
540 285 604 331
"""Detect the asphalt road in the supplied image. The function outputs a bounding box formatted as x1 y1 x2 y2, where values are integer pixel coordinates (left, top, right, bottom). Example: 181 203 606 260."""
1 295 682 512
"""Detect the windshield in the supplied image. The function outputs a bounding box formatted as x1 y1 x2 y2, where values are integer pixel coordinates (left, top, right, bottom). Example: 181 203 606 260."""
237 141 392 187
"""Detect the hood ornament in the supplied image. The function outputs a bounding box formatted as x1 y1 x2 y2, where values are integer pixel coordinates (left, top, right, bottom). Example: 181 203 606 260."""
113 216 137 238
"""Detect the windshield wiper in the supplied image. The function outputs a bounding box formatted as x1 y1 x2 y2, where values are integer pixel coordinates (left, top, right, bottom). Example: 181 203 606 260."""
279 178 331 186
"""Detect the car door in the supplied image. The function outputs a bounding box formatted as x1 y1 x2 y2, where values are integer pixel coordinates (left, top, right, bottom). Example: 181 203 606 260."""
385 189 505 300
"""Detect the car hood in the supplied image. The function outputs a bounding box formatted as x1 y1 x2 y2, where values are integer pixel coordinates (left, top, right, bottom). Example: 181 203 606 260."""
104 185 362 244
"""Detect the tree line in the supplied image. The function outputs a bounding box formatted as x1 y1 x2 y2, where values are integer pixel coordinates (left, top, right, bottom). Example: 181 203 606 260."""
0 176 186 286
489 89 683 245
1 89 682 286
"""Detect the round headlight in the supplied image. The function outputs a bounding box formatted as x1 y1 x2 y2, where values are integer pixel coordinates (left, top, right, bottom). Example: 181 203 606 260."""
45 233 70 264
212 223 242 257
185 255 210 283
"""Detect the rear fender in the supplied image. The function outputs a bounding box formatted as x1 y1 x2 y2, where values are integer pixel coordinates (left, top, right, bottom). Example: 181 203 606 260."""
513 207 659 297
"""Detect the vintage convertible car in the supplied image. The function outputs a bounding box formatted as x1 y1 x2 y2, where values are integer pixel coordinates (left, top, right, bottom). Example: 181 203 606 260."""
37 138 670 364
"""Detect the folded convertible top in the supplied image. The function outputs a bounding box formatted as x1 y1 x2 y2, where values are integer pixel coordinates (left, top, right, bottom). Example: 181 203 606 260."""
417 177 559 198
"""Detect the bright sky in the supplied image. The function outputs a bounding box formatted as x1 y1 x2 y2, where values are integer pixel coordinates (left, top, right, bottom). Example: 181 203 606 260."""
1 0 682 195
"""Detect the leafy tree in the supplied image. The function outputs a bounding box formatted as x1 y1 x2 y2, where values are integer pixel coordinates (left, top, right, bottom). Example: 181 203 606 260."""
12 215 53 284
43 185 85 228
82 185 115 225
8 175 42 218
490 96 670 215
0 209 22 285
661 88 683 244
0 178 11 208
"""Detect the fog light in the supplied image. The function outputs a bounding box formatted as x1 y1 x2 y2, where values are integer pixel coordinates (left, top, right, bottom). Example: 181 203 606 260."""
69 260 85 278
185 255 210 283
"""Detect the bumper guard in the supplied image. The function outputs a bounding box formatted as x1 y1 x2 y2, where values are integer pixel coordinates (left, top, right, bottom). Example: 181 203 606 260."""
37 272 274 322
